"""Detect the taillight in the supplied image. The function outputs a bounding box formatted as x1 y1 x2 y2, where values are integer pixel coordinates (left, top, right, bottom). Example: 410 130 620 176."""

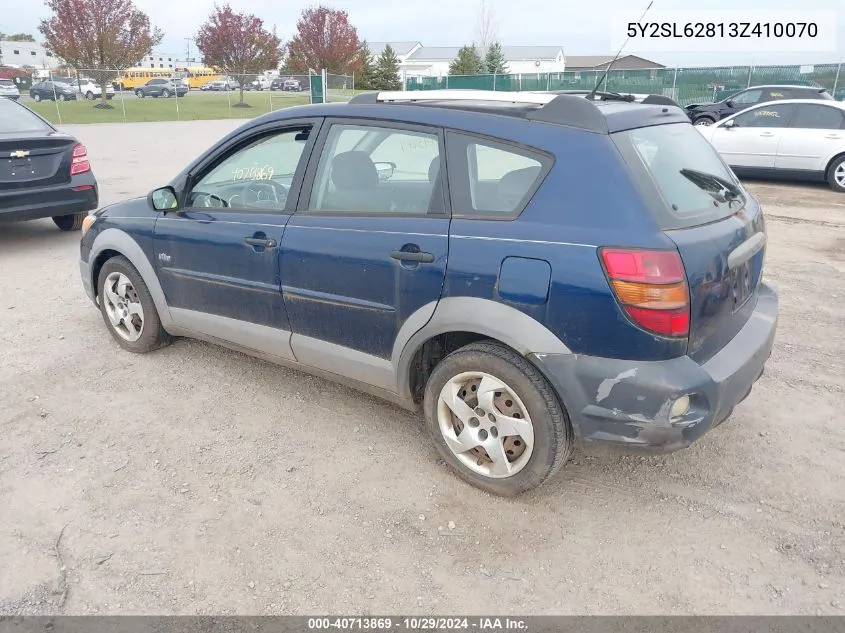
70 143 90 176
600 248 690 338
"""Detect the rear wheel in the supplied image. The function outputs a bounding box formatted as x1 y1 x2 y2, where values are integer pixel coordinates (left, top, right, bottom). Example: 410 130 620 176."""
97 256 172 353
58 93 67 102
135 90 144 98
423 341 573 496
53 212 86 231
827 155 845 193
85 91 94 100
32 93 41 102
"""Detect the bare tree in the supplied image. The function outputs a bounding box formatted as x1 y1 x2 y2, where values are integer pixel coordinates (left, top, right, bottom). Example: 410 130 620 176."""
474 0 497 62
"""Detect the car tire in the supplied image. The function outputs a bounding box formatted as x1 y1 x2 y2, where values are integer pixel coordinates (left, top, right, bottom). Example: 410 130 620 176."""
827 155 845 193
32 93 41 102
52 212 87 231
58 94 67 102
97 255 172 354
85 91 94 100
694 116 715 126
161 89 171 98
423 340 573 496
135 90 144 98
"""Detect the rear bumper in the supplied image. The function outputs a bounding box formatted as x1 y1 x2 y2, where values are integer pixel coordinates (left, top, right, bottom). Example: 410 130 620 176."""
531 283 778 452
0 175 98 223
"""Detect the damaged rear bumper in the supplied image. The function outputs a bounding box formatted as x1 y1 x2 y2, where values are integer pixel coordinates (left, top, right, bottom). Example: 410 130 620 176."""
530 283 778 452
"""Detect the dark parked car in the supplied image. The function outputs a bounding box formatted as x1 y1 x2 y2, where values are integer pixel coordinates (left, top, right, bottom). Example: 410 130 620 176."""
135 79 189 99
0 97 98 230
686 84 833 126
78 89 777 496
29 80 77 102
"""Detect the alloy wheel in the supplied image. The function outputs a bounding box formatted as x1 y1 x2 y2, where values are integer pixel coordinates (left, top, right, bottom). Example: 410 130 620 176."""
102 272 145 342
835 163 845 189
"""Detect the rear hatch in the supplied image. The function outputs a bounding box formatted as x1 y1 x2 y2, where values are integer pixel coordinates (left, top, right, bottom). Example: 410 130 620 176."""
612 122 767 363
0 97 76 190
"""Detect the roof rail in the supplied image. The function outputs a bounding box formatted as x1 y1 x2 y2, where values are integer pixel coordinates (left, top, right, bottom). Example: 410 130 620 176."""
349 89 557 105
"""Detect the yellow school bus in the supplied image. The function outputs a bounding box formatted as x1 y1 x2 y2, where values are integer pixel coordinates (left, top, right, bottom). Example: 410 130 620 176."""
174 66 223 89
114 68 174 91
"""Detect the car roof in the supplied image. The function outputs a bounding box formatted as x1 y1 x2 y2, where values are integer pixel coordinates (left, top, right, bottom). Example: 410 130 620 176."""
738 98 845 109
269 90 691 135
748 84 828 91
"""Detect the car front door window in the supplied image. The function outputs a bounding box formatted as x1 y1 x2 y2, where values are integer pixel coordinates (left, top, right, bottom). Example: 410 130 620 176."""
732 89 763 105
188 127 311 211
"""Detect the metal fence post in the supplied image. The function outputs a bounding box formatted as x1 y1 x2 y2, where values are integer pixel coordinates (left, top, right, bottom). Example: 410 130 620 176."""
672 67 678 97
834 62 842 97
747 64 753 87
492 72 496 91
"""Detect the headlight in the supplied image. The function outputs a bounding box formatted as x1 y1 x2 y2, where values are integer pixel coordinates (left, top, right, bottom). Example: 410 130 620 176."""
81 214 97 237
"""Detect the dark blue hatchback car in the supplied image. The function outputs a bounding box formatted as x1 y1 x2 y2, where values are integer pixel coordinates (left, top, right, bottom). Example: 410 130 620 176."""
79 89 778 496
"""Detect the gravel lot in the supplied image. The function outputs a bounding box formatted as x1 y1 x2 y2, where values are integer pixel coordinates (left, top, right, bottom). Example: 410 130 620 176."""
0 121 843 616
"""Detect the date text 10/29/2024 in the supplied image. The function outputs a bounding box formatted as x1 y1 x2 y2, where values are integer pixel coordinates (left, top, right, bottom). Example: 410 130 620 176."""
307 618 529 631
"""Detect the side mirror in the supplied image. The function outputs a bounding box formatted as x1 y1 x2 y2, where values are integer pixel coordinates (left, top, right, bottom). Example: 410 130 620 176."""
148 186 179 211
725 99 735 108
374 161 396 181
723 119 737 129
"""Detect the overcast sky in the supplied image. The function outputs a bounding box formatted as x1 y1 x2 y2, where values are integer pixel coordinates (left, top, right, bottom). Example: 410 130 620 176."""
4 0 843 67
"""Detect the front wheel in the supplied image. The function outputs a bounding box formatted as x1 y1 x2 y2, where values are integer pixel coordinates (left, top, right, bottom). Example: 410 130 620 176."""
827 155 845 193
161 89 171 98
423 341 573 496
53 212 86 231
32 93 42 102
97 256 172 353
85 91 94 100
694 117 715 126
58 93 67 102
135 90 144 98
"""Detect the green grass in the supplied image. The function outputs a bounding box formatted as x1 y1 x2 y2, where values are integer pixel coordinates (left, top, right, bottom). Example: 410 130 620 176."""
27 90 355 125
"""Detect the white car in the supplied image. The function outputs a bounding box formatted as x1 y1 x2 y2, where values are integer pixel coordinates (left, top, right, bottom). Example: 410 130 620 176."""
697 98 845 192
71 78 115 100
251 76 271 90
0 78 21 100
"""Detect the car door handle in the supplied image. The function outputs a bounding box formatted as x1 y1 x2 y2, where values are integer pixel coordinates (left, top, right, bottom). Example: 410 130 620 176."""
245 237 277 248
759 132 775 137
825 134 842 139
390 250 434 263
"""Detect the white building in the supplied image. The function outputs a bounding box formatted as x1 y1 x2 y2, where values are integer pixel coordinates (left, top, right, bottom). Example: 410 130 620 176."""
379 44 566 78
0 40 60 70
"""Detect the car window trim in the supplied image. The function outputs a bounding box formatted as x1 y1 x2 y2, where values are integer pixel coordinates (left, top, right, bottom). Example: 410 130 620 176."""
294 117 450 219
444 129 555 222
177 117 325 216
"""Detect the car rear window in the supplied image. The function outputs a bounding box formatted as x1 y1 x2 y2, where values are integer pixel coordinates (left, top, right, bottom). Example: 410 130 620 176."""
0 99 53 134
612 122 745 230
0 79 14 86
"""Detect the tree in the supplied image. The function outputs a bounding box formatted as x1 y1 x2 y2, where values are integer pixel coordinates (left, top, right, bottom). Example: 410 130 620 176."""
354 41 377 91
195 4 283 108
286 6 361 75
5 33 37 42
449 45 483 75
39 0 162 108
372 44 401 91
484 42 508 74
474 0 497 61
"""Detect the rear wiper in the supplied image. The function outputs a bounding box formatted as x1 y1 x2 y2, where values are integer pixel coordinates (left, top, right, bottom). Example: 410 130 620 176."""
680 168 744 206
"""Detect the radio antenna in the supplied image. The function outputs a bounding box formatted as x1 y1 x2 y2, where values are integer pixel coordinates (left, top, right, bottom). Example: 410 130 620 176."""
588 0 653 99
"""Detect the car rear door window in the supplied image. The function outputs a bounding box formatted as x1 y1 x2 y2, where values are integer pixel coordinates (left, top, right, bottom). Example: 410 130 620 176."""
445 131 551 219
762 88 789 101
789 104 845 130
732 103 796 128
307 122 444 215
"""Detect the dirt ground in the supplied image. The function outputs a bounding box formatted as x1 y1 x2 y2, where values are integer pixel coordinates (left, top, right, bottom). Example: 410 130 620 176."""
0 121 843 616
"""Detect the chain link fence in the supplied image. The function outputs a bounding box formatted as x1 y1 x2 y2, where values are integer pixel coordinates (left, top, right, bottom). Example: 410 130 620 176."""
18 69 355 125
405 62 845 105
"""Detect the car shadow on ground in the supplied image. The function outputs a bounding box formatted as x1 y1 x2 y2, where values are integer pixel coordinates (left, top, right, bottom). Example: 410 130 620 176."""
0 219 80 252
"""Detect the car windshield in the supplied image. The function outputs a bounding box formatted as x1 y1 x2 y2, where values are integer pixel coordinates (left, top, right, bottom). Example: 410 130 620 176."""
53 82 71 89
0 99 52 134
612 122 745 230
